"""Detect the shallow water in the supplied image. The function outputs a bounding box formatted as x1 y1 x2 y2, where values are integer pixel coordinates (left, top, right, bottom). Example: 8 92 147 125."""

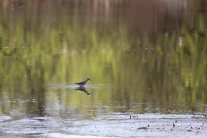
1 0 207 137
1 114 207 137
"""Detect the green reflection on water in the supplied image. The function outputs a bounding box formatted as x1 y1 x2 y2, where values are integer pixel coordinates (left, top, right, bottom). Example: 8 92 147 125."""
0 0 207 119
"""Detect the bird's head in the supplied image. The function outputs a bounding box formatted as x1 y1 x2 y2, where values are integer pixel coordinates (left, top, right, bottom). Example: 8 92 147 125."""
87 78 91 81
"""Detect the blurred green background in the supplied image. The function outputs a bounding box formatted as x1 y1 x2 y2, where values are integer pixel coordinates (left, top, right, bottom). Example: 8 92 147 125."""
0 0 207 119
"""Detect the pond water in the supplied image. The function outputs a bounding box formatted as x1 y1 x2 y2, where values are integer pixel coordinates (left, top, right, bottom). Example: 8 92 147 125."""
0 0 207 137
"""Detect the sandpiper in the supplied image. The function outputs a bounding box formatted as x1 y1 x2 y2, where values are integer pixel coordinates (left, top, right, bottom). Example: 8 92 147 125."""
75 78 91 87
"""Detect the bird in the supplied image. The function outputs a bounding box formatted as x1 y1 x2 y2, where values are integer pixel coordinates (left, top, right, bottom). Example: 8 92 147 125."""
75 78 91 87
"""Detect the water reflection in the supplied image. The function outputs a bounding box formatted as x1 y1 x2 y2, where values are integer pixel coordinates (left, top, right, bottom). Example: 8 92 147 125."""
75 87 90 95
0 0 207 122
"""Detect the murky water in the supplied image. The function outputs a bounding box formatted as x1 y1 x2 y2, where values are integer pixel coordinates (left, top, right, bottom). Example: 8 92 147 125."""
1 0 207 137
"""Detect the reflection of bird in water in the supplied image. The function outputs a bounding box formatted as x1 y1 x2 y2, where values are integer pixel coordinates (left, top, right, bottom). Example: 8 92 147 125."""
75 87 90 95
75 78 91 87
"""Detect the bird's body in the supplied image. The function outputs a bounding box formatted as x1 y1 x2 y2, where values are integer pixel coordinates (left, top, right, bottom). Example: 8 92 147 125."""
75 78 91 87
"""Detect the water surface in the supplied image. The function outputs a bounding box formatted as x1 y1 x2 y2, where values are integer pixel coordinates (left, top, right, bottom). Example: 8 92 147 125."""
0 0 207 137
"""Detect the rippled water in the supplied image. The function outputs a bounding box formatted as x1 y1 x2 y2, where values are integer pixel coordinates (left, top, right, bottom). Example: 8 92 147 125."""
1 0 207 137
1 113 207 137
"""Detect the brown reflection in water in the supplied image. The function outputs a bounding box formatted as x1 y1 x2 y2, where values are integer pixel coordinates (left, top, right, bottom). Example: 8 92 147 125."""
125 0 195 43
25 66 46 117
0 0 204 39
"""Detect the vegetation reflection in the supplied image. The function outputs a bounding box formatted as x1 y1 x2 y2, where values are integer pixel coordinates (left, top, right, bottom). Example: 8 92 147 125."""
0 0 207 118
